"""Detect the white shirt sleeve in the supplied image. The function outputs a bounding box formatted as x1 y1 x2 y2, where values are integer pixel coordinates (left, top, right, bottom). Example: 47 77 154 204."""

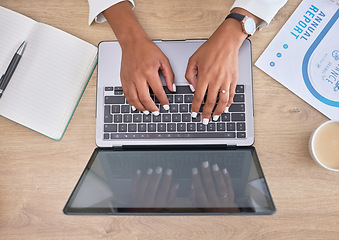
87 0 135 25
231 0 288 29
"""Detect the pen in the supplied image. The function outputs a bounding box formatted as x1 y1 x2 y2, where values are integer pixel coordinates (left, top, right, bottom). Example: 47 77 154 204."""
0 41 26 98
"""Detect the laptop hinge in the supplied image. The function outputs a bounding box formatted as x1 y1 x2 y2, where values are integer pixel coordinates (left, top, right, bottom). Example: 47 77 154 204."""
113 145 123 151
226 145 237 150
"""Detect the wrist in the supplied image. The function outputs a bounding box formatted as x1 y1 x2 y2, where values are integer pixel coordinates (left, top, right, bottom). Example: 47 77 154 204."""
218 20 248 48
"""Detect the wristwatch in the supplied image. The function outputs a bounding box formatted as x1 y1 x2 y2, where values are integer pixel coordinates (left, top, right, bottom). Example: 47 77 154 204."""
225 13 256 36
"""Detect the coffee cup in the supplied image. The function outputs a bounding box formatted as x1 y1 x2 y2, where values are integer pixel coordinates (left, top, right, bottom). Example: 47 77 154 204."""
309 120 339 171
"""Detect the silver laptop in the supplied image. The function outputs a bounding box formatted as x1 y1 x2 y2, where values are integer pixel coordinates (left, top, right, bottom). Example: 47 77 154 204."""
96 39 254 148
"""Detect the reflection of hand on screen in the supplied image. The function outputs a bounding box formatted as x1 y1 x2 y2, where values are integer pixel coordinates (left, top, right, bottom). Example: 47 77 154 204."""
189 161 238 209
130 167 179 208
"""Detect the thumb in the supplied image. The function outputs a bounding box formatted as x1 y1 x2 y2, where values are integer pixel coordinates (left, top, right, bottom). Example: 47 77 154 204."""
185 56 198 91
159 58 175 92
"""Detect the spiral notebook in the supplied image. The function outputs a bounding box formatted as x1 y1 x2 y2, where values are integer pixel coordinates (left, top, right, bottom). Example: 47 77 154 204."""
0 7 97 140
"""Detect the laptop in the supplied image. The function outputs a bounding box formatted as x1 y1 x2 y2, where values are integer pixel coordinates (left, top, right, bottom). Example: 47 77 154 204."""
63 39 275 215
96 39 254 147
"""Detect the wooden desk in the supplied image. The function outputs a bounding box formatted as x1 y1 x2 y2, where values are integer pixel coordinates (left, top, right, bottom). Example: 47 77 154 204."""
1 0 338 239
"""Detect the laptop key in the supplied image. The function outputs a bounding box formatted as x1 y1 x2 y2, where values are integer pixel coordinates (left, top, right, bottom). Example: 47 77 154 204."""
217 122 226 131
104 124 117 132
236 85 244 93
237 122 246 131
231 113 245 121
197 123 206 131
133 114 142 122
148 123 156 132
128 124 137 132
172 114 181 122
170 104 178 113
180 104 189 112
229 104 245 112
114 114 122 123
177 123 186 132
237 132 246 138
123 114 132 123
233 94 245 103
157 123 166 132
175 95 184 103
182 113 191 122
153 114 161 122
163 114 171 122
121 105 130 113
143 114 152 122
184 95 193 103
207 122 216 131
167 123 176 132
105 96 125 104
118 124 127 132
187 123 196 131
221 113 230 122
138 123 146 132
227 122 236 131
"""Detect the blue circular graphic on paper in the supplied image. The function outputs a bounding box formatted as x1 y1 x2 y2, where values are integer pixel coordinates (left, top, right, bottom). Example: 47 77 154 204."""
302 9 339 107
332 50 339 60
283 44 288 49
270 62 275 67
277 53 282 58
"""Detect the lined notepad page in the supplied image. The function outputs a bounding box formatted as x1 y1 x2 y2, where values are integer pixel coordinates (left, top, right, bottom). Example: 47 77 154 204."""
0 7 97 140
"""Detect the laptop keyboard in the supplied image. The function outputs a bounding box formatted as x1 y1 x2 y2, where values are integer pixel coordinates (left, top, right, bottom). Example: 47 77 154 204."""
103 85 246 140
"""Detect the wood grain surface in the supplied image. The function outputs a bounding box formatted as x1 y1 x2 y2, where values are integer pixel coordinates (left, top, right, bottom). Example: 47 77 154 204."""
0 0 338 239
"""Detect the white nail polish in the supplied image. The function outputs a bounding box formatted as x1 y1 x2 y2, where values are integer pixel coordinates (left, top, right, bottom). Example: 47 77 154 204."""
143 110 150 115
213 164 219 171
192 168 198 175
203 161 209 168
223 168 228 174
147 168 153 175
189 84 195 92
172 83 177 92
203 118 209 125
224 107 229 113
152 111 160 116
166 169 172 176
155 167 162 174
191 112 198 118
163 104 169 111
213 115 220 121
131 106 136 111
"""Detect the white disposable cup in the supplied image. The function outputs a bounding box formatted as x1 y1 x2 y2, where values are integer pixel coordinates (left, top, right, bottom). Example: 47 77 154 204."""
309 120 339 172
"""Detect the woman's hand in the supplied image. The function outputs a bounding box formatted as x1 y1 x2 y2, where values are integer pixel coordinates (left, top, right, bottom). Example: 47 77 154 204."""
186 19 247 124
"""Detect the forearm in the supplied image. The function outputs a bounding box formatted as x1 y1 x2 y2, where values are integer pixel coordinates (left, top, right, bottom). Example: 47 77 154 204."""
103 1 149 49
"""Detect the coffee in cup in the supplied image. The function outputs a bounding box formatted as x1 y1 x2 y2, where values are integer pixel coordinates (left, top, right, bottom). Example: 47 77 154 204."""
309 120 339 171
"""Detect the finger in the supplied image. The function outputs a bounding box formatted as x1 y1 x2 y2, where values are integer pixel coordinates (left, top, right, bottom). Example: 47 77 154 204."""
131 169 142 201
212 86 231 119
201 84 220 124
192 167 209 206
226 81 237 108
159 58 175 92
148 74 170 109
185 55 198 89
135 168 153 204
154 168 173 206
123 82 147 112
222 168 235 201
134 79 159 113
143 167 163 206
190 74 208 118
167 182 179 204
211 164 227 197
200 161 219 203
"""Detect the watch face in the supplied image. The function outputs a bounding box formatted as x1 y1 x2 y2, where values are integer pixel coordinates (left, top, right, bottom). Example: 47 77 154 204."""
244 17 256 35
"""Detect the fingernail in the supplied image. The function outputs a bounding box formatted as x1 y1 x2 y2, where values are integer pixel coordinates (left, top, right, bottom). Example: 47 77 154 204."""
192 168 198 175
163 104 169 111
203 118 209 125
224 107 229 113
131 106 136 111
189 84 195 92
213 115 220 121
155 167 162 174
223 168 228 174
203 161 209 168
172 83 177 92
147 168 153 175
213 164 219 171
143 110 150 115
191 112 197 118
166 169 172 176
152 111 160 116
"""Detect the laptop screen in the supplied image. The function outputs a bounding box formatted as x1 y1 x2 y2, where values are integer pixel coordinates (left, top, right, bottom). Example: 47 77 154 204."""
64 147 275 215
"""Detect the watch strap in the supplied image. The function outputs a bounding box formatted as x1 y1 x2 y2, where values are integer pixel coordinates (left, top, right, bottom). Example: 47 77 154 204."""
225 13 246 21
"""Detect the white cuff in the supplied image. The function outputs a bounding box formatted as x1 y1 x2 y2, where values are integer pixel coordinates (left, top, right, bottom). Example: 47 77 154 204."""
87 0 135 25
231 0 287 30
